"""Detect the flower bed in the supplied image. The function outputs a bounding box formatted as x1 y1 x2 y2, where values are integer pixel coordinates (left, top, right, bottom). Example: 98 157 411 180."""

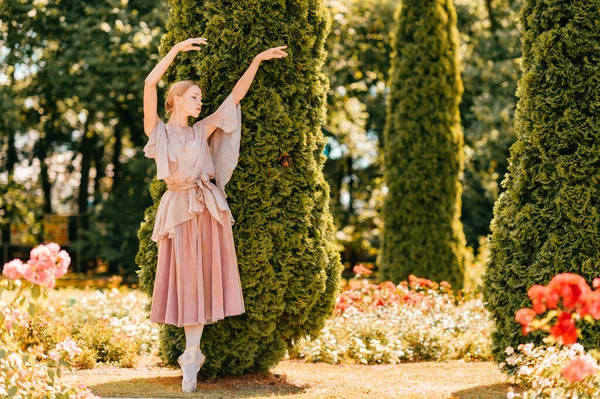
1 243 98 398
41 287 160 356
288 269 493 364
503 343 600 398
508 273 600 398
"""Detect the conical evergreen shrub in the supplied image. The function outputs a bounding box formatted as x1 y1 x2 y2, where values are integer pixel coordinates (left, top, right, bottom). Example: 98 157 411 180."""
136 0 342 379
380 0 466 288
483 0 600 360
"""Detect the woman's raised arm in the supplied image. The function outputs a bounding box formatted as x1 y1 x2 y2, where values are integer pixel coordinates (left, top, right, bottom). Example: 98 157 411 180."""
143 38 207 137
230 46 288 105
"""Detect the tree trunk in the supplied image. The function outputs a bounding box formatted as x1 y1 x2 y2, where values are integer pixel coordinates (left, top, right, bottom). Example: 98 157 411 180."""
92 139 105 206
112 123 123 190
78 120 93 219
34 135 53 214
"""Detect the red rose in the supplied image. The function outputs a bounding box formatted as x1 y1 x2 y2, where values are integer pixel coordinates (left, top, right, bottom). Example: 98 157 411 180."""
582 290 600 320
550 311 578 345
527 285 548 314
547 273 591 311
515 308 537 335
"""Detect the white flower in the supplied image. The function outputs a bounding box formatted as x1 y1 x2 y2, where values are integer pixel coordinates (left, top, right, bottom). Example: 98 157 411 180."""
538 377 551 387
518 366 533 376
505 346 515 355
521 343 534 356
571 343 584 354
506 356 518 366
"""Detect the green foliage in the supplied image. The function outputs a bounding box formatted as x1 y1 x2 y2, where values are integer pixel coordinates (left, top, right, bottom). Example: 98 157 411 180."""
0 179 44 245
83 154 155 274
25 310 138 368
456 0 522 253
74 319 138 367
136 0 343 379
483 0 600 361
380 0 466 288
322 0 396 267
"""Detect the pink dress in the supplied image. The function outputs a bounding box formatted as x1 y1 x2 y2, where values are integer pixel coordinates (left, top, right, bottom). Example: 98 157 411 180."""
143 93 245 327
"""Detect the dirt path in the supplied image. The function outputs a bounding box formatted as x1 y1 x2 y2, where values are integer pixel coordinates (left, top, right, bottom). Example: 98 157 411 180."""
62 354 514 399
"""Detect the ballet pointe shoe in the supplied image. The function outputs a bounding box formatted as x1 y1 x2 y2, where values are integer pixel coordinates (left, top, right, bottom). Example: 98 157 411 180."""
178 346 205 392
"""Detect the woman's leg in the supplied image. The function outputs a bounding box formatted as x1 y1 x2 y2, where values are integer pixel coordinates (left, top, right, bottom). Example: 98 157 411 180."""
184 324 205 350
179 324 206 389
181 324 205 362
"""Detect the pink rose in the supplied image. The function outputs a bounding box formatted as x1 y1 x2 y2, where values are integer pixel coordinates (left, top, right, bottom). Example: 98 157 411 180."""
562 355 599 382
2 243 72 288
515 308 537 335
56 250 71 278
2 259 26 280
45 242 60 254
48 350 61 362
353 264 372 277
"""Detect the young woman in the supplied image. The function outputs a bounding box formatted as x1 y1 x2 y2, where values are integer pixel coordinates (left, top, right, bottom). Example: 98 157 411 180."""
142 37 287 392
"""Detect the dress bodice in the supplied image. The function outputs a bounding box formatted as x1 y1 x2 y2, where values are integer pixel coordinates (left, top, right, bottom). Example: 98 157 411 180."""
143 93 242 242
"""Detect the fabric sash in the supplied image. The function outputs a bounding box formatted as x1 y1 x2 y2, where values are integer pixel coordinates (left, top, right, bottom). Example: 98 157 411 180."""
167 173 224 225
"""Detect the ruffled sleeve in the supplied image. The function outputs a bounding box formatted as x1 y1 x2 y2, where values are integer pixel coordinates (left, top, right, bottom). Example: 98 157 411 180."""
143 119 178 180
197 93 242 193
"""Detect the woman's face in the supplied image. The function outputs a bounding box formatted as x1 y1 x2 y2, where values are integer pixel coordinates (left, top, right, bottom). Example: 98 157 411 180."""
176 85 203 118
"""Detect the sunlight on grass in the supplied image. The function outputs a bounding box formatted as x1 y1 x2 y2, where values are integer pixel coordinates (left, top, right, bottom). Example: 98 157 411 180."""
62 356 514 399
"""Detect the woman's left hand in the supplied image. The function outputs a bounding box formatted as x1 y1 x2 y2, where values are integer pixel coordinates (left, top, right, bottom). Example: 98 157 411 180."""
255 46 288 62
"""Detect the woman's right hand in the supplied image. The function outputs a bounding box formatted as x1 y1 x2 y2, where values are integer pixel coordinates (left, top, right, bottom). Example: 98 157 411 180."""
174 38 208 52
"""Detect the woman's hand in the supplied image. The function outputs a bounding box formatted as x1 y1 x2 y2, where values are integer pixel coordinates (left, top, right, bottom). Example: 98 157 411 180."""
174 37 208 52
230 46 288 105
254 46 288 62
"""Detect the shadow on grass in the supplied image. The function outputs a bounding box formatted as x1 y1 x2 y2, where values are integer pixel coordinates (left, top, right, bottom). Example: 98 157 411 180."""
452 383 517 399
89 370 309 398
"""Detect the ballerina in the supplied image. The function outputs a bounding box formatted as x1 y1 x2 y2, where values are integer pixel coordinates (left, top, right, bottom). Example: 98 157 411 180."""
142 37 287 392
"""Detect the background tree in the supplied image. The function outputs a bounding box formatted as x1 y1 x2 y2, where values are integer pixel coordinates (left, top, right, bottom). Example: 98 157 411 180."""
322 0 395 271
1 0 165 272
136 0 343 379
321 0 524 274
380 0 467 288
483 0 600 361
456 0 521 255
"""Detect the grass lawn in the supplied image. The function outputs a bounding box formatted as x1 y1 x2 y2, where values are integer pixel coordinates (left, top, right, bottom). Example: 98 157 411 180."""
62 354 516 399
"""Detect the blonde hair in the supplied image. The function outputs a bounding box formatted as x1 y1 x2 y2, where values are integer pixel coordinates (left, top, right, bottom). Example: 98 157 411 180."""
164 80 200 114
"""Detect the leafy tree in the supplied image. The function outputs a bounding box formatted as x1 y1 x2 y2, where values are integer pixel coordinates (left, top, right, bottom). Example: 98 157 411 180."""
1 0 166 272
483 0 600 361
322 0 395 269
136 0 343 379
456 0 522 254
380 0 466 288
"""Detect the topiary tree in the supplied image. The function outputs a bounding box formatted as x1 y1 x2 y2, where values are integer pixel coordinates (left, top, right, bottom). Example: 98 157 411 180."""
135 0 343 379
380 0 466 288
483 0 600 361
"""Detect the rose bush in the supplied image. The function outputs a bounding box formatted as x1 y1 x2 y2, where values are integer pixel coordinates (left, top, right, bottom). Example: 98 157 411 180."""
0 243 98 398
288 267 493 364
507 273 600 398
